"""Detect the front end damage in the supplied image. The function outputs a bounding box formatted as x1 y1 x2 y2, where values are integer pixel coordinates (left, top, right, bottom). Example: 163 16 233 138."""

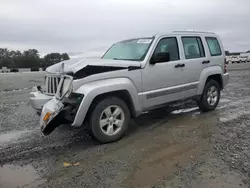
40 93 84 135
30 74 84 135
29 86 53 115
30 58 141 135
40 97 64 135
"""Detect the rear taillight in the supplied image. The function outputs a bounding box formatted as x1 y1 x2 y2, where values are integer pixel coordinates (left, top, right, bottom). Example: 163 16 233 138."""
224 58 228 73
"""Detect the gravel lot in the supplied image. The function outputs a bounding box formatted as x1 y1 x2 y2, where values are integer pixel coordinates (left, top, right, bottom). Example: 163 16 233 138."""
1 64 250 188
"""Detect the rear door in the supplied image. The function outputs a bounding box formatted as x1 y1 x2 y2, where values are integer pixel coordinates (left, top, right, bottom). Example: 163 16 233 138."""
180 36 208 84
205 37 225 72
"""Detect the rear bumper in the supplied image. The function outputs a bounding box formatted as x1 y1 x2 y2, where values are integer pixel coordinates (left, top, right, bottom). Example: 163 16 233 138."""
222 73 229 88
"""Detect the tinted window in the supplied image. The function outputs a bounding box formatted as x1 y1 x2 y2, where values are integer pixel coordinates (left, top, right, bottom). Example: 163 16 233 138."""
154 37 179 61
206 37 222 56
182 37 205 59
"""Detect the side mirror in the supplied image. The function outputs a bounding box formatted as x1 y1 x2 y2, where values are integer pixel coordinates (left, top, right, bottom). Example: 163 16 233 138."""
150 52 170 64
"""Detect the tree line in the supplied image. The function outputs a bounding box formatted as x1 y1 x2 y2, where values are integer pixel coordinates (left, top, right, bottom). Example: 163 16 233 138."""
0 48 70 69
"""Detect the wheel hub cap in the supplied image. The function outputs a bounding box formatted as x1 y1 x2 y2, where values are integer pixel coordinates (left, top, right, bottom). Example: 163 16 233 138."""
99 105 125 136
207 86 218 106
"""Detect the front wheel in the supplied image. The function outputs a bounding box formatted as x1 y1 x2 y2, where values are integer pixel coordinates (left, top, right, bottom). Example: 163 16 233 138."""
88 97 130 143
197 79 220 112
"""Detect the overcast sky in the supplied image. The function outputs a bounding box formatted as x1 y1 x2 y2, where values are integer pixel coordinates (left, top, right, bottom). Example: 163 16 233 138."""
0 0 250 56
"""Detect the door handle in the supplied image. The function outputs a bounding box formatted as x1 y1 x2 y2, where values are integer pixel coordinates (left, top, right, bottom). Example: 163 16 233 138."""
202 60 210 64
175 64 185 68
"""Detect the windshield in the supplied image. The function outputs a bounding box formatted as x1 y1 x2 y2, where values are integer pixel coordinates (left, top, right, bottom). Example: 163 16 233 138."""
102 38 153 61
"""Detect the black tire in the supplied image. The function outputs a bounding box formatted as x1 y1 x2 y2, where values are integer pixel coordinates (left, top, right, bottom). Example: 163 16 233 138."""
88 97 130 143
197 79 220 112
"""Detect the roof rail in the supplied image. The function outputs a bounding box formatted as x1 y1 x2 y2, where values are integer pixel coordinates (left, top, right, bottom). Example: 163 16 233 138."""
172 31 215 34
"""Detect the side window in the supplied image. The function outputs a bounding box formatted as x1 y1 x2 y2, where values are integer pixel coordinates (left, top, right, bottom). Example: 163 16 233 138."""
154 37 179 61
182 37 205 59
206 37 222 56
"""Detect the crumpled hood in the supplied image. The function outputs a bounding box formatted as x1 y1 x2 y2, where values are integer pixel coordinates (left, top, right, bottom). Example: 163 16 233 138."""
46 58 141 74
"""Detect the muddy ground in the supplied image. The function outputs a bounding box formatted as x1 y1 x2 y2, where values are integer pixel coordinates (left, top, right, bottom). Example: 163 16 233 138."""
1 64 250 188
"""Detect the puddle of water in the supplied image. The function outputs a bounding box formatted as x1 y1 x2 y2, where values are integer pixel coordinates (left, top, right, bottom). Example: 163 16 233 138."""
171 107 198 115
0 130 31 145
0 164 45 188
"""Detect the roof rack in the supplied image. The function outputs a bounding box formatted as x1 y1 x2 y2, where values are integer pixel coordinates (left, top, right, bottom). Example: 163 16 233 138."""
172 31 215 34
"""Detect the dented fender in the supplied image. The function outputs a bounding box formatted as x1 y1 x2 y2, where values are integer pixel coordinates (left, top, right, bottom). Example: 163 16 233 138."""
71 78 142 127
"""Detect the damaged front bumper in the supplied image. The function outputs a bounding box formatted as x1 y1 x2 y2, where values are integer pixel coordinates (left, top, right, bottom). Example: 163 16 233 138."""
29 75 82 135
39 93 84 135
40 97 65 135
29 86 53 115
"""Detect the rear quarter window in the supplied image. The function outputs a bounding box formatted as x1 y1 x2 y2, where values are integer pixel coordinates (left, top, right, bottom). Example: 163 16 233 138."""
206 37 222 56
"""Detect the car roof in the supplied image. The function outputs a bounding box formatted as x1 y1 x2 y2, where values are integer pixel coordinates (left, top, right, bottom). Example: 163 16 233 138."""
117 31 218 43
154 31 218 38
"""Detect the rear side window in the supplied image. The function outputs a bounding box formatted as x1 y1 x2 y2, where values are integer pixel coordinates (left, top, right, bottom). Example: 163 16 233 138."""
206 37 222 56
154 37 179 61
182 37 205 59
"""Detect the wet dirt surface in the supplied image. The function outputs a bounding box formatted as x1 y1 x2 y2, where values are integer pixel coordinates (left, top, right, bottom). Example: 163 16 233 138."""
0 64 250 188
0 164 45 188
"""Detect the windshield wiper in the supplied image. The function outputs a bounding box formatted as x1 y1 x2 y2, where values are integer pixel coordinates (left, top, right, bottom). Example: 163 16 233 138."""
113 58 138 61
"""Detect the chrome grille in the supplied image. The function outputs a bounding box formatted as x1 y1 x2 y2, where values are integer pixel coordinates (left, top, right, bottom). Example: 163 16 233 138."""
44 75 61 95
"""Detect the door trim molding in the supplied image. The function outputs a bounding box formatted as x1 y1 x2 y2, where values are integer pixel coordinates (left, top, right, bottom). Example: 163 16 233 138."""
139 82 199 99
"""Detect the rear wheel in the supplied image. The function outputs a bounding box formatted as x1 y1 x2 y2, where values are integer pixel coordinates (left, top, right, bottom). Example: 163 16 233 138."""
88 97 130 143
197 79 220 112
